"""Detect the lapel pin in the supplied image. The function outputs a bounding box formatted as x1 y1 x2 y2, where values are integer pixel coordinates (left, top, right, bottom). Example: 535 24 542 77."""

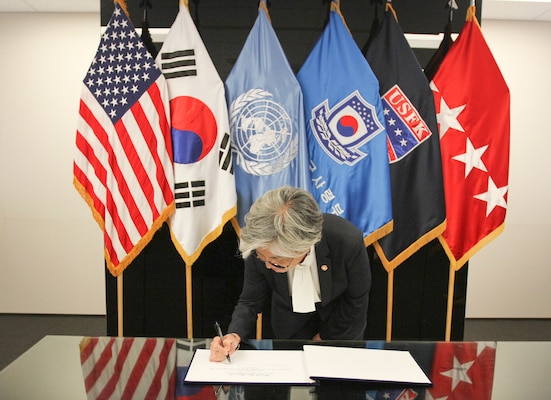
321 265 329 272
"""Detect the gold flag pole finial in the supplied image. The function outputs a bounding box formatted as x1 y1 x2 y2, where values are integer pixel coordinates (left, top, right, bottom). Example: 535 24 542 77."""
385 1 398 22
114 0 129 17
466 3 480 27
330 0 352 35
259 0 272 25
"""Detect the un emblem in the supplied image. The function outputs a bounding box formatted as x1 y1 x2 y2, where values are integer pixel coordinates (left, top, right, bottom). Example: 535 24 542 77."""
230 89 298 176
310 90 384 165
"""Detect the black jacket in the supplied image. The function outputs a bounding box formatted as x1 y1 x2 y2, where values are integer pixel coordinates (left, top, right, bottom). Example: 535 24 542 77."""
228 214 371 341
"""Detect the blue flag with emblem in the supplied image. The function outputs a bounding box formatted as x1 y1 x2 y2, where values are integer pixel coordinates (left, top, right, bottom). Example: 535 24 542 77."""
297 0 392 245
226 1 312 229
365 4 446 271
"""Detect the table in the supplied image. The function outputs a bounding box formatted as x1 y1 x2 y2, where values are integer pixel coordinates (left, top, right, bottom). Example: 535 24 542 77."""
0 336 85 400
1 335 550 399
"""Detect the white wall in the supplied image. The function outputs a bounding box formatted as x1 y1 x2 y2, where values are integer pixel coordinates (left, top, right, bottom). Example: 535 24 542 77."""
465 19 551 318
0 13 105 314
0 13 549 317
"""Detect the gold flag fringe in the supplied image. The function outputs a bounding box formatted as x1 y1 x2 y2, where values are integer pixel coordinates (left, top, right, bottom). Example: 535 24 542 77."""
74 178 105 231
169 205 238 267
374 220 447 272
363 220 394 248
439 222 506 271
74 174 176 277
105 202 175 276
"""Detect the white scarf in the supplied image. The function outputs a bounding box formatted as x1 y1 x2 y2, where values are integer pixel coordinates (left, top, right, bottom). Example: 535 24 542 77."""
290 247 320 313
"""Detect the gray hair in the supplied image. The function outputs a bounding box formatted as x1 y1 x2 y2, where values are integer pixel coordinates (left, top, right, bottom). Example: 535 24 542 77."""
239 186 323 259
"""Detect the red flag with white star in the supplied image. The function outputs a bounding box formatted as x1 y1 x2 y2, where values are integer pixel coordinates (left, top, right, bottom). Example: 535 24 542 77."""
427 342 496 400
431 6 510 270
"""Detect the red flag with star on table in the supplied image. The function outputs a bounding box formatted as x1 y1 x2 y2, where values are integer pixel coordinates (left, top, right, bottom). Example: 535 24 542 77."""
427 341 496 399
431 6 510 271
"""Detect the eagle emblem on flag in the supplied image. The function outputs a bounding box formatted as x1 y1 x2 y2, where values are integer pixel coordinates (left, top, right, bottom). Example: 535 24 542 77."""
310 90 384 166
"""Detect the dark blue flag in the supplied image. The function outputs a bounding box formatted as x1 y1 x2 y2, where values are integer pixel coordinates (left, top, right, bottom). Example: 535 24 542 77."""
365 4 446 271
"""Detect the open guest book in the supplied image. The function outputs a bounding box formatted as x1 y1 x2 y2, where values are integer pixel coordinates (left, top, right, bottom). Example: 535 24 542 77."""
183 345 432 386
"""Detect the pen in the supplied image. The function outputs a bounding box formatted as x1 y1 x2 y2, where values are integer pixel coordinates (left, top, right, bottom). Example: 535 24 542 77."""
214 321 231 364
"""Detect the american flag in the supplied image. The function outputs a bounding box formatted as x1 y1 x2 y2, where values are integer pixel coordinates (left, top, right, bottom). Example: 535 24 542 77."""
80 337 177 400
74 3 175 276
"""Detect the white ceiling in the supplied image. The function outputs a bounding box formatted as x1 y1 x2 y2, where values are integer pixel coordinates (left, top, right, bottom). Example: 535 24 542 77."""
1 0 551 21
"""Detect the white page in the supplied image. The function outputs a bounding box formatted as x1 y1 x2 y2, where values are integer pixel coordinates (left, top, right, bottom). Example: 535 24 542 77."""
303 345 432 385
184 349 315 385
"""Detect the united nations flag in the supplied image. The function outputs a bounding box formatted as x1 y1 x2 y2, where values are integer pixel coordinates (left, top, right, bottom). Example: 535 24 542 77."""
297 0 393 245
226 0 312 229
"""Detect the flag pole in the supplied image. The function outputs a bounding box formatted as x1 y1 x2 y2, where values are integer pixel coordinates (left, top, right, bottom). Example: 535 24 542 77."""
256 314 263 340
445 1 475 343
179 0 193 341
114 0 127 343
445 263 456 341
186 264 193 338
386 269 394 341
117 273 124 337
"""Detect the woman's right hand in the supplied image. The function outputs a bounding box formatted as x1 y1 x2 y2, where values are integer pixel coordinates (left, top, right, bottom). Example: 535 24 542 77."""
209 333 241 362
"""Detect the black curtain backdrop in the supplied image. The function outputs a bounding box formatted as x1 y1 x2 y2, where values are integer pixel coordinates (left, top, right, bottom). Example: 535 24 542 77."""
106 224 467 340
103 0 475 341
101 0 482 77
106 222 245 338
